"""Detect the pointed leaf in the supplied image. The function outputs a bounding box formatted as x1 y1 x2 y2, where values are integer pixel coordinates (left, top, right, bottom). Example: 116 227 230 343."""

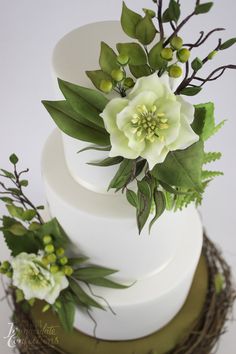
121 2 142 38
108 159 135 190
135 14 156 45
148 41 167 70
9 154 19 165
42 100 110 146
99 42 119 74
77 145 111 154
73 266 117 280
116 43 147 66
87 278 129 289
168 0 181 22
191 57 203 71
87 156 123 167
137 178 152 234
129 64 152 78
195 2 213 15
149 190 166 232
69 278 104 310
180 86 202 96
192 102 215 141
220 38 236 50
126 189 138 208
56 292 76 332
0 169 15 179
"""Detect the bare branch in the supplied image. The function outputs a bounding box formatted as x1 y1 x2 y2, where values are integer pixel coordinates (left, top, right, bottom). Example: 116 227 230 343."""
157 0 164 40
164 10 196 46
185 28 225 50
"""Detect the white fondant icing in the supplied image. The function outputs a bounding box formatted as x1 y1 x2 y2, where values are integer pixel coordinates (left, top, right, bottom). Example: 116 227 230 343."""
42 130 203 283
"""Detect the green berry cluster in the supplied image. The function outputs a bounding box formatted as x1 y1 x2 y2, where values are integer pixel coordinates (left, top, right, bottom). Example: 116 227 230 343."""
42 235 73 276
100 54 135 95
160 36 191 78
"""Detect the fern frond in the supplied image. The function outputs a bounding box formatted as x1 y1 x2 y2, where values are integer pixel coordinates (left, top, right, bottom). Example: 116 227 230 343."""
202 170 223 180
203 152 222 164
207 119 226 140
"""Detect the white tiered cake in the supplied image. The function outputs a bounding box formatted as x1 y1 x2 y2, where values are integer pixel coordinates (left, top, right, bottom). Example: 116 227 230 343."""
41 21 203 340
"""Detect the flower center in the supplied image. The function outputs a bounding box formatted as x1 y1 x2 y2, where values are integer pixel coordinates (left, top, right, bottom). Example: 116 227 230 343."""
131 104 169 143
25 265 51 288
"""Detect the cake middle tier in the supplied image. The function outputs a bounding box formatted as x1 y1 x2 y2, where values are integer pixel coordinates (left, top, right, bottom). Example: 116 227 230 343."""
42 130 203 281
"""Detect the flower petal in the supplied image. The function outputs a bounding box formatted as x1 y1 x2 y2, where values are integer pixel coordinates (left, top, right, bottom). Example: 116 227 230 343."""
128 73 165 100
100 98 129 134
177 96 195 123
141 140 168 169
109 130 139 159
168 115 199 151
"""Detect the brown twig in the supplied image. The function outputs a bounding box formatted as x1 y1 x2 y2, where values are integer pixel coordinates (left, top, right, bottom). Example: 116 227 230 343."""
184 28 225 50
157 0 164 40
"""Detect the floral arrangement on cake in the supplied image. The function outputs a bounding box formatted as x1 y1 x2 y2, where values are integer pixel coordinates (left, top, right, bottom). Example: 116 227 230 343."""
43 0 236 233
0 155 127 331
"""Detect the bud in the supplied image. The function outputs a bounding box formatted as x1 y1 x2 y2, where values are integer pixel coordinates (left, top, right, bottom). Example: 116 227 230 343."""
100 80 113 93
63 265 74 276
59 256 68 266
168 65 183 78
117 54 129 66
143 8 156 18
170 36 183 50
45 244 55 254
47 253 57 264
6 271 13 278
42 256 50 266
43 235 52 245
56 248 65 257
177 48 191 63
50 264 59 273
111 69 124 82
161 48 173 61
124 77 135 88
208 50 218 60
1 261 11 271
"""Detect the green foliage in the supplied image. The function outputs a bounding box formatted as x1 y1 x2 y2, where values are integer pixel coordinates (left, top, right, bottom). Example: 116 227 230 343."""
73 266 117 280
148 41 167 71
191 57 203 71
42 100 110 146
135 14 156 45
9 154 19 165
220 38 236 50
116 43 147 66
87 156 123 167
56 291 76 332
180 87 202 96
121 2 142 38
195 2 213 15
129 64 152 79
163 0 181 23
69 278 104 310
136 178 153 234
202 170 223 180
108 159 135 190
203 152 222 164
99 42 119 74
86 277 129 289
38 218 69 249
152 141 204 191
149 191 166 232
126 189 138 208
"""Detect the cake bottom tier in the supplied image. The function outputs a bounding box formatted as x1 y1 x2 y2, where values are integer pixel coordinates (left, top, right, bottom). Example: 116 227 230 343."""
30 254 208 354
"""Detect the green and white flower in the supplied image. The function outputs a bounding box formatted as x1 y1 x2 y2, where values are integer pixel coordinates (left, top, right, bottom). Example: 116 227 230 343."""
101 73 199 169
12 252 68 304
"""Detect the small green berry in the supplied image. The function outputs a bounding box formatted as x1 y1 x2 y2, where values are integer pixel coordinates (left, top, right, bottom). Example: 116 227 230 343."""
123 77 135 88
100 80 113 93
208 50 218 60
170 36 183 50
42 256 50 266
117 54 129 66
177 48 191 63
63 265 74 276
56 248 65 257
168 65 183 78
1 261 11 271
161 48 173 61
43 235 52 245
45 244 55 254
111 69 124 82
59 257 68 266
50 264 59 273
47 253 57 264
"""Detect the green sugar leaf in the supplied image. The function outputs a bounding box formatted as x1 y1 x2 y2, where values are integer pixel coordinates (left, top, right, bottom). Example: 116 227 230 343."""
191 57 203 72
192 102 216 141
0 169 15 179
149 190 166 233
152 141 204 191
69 278 104 310
108 159 135 190
116 43 147 66
56 292 76 332
148 41 167 71
220 38 236 50
73 266 117 280
6 204 24 219
87 278 129 289
42 100 110 146
126 189 138 208
180 86 202 96
86 70 112 91
203 152 222 164
202 170 223 180
87 156 123 167
129 64 152 78
137 178 152 234
39 218 69 249
121 2 142 38
9 154 19 165
77 145 111 154
195 2 213 15
135 14 156 45
99 42 119 74
168 0 181 23
8 222 27 236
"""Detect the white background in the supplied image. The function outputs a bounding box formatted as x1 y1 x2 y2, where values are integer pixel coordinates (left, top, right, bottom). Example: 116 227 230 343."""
0 0 235 352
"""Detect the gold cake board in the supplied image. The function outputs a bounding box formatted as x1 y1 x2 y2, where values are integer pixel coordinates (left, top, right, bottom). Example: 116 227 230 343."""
14 235 234 354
